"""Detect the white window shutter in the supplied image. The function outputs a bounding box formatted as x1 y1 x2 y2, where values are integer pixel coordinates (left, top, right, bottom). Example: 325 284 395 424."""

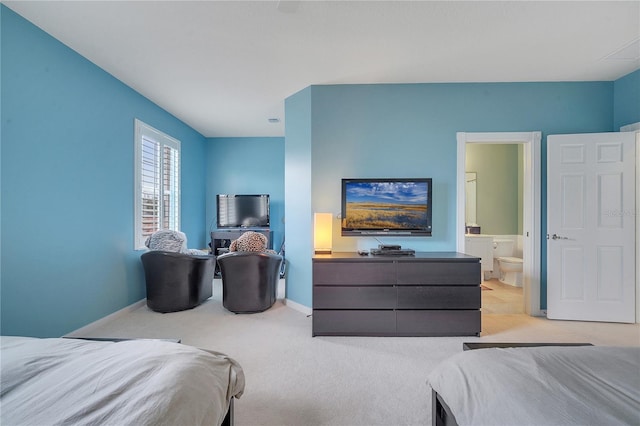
134 119 181 249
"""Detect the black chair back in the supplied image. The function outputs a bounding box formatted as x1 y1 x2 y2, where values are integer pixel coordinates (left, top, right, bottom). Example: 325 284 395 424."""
141 251 215 313
217 251 283 313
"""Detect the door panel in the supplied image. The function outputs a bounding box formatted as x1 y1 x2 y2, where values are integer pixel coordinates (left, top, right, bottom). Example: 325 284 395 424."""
596 246 623 301
597 173 623 228
561 174 585 228
560 247 584 300
547 132 635 323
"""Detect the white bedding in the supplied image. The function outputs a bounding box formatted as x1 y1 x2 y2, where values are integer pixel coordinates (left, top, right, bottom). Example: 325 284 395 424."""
0 336 245 426
427 346 640 426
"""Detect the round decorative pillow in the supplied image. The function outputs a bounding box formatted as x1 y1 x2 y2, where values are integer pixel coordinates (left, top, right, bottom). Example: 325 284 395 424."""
230 231 269 252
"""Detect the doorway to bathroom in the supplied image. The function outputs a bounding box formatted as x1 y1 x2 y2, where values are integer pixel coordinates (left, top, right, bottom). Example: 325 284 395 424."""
466 144 524 314
456 132 542 316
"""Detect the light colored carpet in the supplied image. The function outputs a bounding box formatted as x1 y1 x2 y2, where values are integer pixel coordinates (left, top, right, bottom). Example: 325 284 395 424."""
481 279 523 314
68 280 640 426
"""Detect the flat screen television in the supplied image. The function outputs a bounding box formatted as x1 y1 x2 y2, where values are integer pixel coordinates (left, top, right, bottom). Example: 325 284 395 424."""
216 194 270 228
341 178 432 236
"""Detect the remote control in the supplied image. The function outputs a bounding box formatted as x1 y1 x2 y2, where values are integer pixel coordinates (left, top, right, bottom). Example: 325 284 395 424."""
357 250 369 256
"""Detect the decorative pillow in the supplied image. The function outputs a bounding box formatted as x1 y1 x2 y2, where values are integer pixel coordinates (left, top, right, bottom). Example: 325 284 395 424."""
229 231 276 254
145 229 208 255
145 229 188 253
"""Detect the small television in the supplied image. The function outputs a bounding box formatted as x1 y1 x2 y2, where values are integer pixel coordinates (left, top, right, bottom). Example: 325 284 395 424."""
216 194 270 228
341 178 432 237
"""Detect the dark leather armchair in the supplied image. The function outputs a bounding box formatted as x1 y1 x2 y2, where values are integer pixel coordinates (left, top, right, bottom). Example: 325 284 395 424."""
216 251 283 313
141 251 215 313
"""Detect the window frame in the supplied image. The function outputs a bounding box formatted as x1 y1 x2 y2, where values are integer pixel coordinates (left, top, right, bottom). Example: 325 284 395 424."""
134 119 181 250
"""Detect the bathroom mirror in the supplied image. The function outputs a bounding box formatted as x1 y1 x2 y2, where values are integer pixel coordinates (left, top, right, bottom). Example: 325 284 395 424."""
465 172 477 225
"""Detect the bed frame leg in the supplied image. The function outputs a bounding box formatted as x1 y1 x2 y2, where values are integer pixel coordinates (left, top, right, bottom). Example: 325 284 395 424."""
432 389 458 426
221 397 234 426
431 390 438 426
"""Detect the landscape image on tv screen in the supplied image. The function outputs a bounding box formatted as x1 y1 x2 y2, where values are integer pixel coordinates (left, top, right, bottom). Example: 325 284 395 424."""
344 180 429 230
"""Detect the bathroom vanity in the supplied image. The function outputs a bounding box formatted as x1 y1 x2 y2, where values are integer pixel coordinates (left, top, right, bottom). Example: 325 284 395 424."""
464 235 493 277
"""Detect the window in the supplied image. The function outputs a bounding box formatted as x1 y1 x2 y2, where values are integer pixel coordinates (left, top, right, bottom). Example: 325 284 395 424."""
134 119 181 249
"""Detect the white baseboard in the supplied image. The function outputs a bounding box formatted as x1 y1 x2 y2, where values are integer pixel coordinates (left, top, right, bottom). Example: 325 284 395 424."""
284 298 312 316
66 299 146 337
68 285 311 335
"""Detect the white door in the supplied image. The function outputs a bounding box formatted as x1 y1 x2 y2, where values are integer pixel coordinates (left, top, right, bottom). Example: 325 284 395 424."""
547 132 636 323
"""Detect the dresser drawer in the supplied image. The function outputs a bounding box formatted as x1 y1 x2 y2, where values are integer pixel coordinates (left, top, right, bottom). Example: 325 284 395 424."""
396 310 481 336
396 286 480 309
313 310 396 336
396 262 479 285
314 286 397 309
313 261 395 285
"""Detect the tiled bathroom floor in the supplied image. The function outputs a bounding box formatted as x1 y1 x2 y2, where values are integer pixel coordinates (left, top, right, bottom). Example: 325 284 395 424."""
481 278 524 314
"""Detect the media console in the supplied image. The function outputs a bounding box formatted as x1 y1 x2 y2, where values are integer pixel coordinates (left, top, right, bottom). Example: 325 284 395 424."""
312 252 481 337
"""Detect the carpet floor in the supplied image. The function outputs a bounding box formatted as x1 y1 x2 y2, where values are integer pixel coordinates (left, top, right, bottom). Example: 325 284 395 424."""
68 280 640 426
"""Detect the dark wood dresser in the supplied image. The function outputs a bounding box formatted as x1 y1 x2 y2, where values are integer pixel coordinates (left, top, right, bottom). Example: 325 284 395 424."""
312 252 481 337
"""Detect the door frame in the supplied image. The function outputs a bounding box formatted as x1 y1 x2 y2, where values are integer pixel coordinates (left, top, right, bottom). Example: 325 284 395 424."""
620 121 640 323
456 131 542 316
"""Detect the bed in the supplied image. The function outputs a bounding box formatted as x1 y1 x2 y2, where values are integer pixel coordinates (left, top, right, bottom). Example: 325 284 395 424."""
0 336 245 426
427 345 640 426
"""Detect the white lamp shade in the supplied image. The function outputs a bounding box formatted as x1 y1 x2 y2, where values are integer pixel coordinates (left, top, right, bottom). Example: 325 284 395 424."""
314 213 333 254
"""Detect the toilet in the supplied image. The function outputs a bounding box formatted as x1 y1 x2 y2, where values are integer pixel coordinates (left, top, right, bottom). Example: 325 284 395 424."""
493 239 523 287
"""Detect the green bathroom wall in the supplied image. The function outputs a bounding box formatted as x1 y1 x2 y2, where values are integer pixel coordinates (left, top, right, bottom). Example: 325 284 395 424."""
465 144 522 235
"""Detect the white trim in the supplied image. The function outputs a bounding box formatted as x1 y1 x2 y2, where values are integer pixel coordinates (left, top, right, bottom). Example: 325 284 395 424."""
620 122 640 132
619 123 640 324
636 131 640 324
284 297 312 316
457 131 542 316
64 299 146 337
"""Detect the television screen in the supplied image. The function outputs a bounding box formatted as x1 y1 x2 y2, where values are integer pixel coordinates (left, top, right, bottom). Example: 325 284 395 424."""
341 178 432 236
217 194 270 228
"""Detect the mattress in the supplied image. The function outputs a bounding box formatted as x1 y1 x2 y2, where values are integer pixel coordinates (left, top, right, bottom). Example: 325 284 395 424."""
0 336 245 426
427 345 640 426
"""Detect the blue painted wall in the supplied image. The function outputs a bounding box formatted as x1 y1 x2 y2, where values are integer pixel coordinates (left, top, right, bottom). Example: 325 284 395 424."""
286 82 615 309
1 6 207 337
613 69 640 130
205 137 285 250
284 87 313 304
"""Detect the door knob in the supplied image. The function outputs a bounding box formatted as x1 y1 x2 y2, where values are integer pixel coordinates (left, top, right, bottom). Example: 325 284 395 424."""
549 233 568 240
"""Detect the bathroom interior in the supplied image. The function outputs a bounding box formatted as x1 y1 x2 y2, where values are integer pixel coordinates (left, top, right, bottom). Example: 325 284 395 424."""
465 143 524 314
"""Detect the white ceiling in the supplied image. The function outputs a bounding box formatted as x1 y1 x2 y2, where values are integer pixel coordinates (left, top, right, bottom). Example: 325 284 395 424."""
4 1 639 137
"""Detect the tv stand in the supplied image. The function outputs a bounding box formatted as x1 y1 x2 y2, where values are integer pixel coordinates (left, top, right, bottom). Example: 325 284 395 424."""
312 252 481 337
